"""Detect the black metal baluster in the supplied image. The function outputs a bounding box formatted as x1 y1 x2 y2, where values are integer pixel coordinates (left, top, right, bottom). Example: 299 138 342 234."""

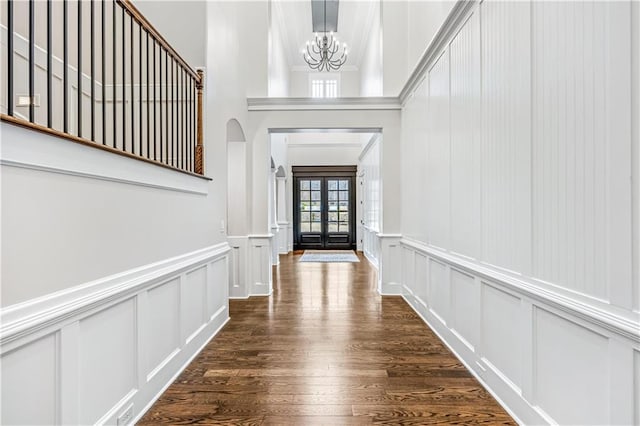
121 5 125 150
29 0 35 122
158 44 164 162
182 68 185 170
102 0 106 144
172 59 176 167
63 0 68 132
139 23 142 156
164 50 170 164
77 0 82 136
146 31 149 158
47 0 52 126
112 0 116 147
7 0 13 116
130 12 134 154
187 73 190 170
153 39 157 161
91 0 95 141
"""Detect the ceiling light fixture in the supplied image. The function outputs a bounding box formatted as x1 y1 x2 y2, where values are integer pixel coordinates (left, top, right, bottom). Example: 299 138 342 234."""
302 0 348 71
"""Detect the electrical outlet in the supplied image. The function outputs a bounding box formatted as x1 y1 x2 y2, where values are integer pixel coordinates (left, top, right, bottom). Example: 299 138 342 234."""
116 405 134 426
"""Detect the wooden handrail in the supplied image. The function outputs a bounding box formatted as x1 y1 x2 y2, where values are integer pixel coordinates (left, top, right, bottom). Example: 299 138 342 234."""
117 0 201 83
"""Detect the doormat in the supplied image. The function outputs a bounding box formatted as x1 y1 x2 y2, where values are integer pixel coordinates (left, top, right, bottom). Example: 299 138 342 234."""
299 250 360 263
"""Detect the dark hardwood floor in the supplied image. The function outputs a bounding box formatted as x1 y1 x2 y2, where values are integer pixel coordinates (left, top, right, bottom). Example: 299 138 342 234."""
138 252 515 425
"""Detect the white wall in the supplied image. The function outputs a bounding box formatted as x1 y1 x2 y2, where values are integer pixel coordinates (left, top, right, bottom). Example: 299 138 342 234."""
406 1 455 76
400 1 638 424
135 1 206 68
359 1 383 96
268 1 290 97
381 0 407 96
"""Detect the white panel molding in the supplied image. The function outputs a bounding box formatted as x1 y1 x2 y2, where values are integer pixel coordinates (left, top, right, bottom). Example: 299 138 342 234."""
378 234 402 295
362 226 380 269
0 244 230 425
276 221 290 254
248 234 273 296
228 236 249 299
1 244 230 347
402 238 639 344
400 237 640 426
1 122 210 196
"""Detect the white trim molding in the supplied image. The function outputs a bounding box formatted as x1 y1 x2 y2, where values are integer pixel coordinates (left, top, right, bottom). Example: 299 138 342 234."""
247 97 401 111
0 243 230 425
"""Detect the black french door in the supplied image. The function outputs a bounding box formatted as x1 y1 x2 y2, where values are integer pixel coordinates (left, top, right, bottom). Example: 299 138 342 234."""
293 166 356 250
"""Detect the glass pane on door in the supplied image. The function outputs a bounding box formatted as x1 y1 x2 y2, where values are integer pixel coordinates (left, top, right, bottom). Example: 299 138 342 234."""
299 179 321 233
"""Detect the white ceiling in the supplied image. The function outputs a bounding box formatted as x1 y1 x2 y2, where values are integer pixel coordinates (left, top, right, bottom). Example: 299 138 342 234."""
271 0 380 70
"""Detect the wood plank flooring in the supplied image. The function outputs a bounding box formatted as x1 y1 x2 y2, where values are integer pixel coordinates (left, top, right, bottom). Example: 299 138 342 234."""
138 252 515 425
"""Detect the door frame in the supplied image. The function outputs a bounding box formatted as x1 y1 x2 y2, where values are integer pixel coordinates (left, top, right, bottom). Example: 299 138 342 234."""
292 165 357 251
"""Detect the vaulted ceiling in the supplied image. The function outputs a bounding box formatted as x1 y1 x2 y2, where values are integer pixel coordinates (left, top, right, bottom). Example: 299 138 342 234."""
271 0 380 70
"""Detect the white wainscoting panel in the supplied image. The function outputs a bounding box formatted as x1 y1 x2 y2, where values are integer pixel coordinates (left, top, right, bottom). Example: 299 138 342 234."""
248 235 273 296
182 266 207 344
145 279 180 379
0 332 59 425
481 283 522 392
450 269 478 351
78 298 137 425
362 226 379 269
228 236 248 299
400 238 639 425
532 307 609 425
208 258 229 319
428 258 449 325
0 243 230 425
379 234 402 295
414 252 428 307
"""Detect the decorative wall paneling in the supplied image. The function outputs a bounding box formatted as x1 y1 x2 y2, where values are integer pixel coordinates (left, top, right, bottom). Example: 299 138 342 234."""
401 239 638 426
399 0 637 424
0 244 230 425
227 236 249 299
379 234 402 295
248 234 273 296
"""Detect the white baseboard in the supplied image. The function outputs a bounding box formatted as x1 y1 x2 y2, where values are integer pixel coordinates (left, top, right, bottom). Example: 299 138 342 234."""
0 243 230 425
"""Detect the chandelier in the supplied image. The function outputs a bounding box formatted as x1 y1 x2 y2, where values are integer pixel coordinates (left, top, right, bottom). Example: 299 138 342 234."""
302 0 348 71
